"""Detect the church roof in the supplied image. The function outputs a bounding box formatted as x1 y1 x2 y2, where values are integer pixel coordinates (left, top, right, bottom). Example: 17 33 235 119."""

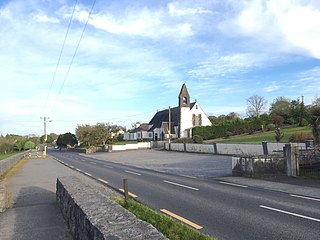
148 102 196 132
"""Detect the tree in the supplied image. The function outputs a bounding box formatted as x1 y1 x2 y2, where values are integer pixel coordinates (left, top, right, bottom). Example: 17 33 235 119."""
269 97 291 122
24 140 35 150
76 124 94 146
246 95 267 118
56 133 78 148
309 105 320 145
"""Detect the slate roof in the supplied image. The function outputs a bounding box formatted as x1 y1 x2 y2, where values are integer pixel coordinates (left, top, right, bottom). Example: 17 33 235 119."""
148 102 196 133
131 123 149 133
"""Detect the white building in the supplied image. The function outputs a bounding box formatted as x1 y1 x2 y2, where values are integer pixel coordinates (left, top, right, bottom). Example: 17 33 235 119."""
124 84 211 141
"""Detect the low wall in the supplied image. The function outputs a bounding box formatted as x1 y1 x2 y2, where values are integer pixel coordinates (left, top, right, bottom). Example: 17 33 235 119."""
232 155 285 177
0 152 26 177
164 142 306 156
56 176 166 240
110 142 151 151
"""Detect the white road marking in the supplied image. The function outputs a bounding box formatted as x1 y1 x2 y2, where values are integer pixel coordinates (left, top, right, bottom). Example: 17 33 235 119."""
179 174 197 179
259 205 320 222
290 194 320 202
90 162 96 165
164 180 199 191
125 170 141 176
103 165 114 169
219 181 248 188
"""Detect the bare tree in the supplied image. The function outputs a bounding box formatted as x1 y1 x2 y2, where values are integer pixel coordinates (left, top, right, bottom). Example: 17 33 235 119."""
246 95 267 118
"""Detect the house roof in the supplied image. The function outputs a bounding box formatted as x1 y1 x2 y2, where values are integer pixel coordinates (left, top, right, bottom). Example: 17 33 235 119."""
131 123 149 133
148 102 196 132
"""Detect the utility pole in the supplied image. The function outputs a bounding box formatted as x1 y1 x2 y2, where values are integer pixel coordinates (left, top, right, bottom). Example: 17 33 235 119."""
168 106 171 143
40 117 51 157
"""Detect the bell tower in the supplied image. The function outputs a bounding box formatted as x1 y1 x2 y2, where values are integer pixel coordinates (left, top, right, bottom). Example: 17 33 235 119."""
178 83 190 138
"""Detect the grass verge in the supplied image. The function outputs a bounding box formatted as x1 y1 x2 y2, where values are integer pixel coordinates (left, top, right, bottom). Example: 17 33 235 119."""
206 126 311 144
0 152 20 161
0 157 29 180
112 197 215 240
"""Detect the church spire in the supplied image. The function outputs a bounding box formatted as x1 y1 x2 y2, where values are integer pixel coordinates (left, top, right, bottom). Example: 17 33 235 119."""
178 83 190 108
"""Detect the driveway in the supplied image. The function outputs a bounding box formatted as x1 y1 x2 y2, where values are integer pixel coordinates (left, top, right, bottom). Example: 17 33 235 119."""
88 149 232 178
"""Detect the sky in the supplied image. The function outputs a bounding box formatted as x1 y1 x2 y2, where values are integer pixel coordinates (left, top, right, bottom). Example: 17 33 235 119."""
1 0 320 136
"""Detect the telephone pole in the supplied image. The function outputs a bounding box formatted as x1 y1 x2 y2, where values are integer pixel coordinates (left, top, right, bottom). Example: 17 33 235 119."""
40 117 51 157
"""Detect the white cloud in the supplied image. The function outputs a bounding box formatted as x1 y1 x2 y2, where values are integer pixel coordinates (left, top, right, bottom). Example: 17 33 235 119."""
168 2 213 16
219 0 320 58
34 14 59 23
263 82 280 92
188 53 266 78
70 6 194 39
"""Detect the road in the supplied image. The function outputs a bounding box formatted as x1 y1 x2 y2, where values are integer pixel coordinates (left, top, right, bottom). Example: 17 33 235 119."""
48 149 320 240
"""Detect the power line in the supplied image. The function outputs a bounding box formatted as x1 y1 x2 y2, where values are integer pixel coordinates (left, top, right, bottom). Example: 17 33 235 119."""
56 0 97 99
43 0 79 114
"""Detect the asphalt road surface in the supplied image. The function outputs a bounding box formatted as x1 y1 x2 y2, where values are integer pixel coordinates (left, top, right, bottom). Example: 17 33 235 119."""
48 149 320 240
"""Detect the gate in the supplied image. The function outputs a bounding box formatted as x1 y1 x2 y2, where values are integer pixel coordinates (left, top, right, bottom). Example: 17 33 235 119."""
299 146 320 177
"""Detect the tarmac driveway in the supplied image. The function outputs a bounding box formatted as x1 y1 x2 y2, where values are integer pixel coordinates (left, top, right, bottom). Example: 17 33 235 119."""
88 149 232 178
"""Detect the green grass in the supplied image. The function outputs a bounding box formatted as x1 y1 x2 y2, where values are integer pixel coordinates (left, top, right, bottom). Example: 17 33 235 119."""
0 152 19 161
206 126 311 144
113 197 215 240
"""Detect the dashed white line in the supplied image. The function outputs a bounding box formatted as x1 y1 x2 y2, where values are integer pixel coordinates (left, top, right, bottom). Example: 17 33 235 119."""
219 181 248 188
125 170 141 176
259 205 320 222
290 194 320 202
103 165 114 169
179 174 197 179
90 162 96 165
164 180 199 191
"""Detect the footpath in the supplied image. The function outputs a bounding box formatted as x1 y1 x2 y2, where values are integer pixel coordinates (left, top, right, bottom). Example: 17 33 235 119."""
0 156 85 240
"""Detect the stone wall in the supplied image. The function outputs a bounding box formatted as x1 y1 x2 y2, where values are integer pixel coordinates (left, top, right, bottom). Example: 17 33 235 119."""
0 152 26 177
56 176 167 240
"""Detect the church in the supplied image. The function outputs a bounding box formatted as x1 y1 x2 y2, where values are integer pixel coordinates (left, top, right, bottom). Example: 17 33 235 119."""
124 84 211 141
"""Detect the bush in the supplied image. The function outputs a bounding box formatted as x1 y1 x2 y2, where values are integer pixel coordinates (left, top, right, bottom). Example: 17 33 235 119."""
192 135 203 143
289 132 314 143
299 118 309 127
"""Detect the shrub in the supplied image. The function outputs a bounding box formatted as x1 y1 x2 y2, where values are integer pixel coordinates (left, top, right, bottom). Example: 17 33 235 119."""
299 118 309 127
289 132 314 143
192 135 203 143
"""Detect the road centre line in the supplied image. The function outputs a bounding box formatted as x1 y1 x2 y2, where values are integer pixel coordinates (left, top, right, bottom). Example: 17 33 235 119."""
90 162 96 165
219 181 248 188
179 174 197 179
290 194 320 202
259 205 320 222
160 209 203 230
163 180 199 191
103 165 114 169
119 189 138 198
124 170 141 176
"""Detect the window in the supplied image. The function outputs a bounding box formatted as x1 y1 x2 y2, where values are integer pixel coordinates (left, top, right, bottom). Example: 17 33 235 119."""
196 105 198 109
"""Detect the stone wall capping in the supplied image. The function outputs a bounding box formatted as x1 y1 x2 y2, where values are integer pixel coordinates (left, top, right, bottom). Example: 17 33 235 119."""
56 176 167 240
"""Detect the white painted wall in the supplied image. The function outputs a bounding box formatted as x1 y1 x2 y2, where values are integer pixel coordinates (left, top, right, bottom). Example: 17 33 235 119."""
190 103 211 127
180 107 192 138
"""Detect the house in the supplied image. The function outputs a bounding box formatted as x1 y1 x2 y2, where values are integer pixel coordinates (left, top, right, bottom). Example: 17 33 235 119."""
124 84 211 141
123 123 152 141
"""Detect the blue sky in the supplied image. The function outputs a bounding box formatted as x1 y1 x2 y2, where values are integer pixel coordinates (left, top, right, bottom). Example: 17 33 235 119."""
1 0 320 136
